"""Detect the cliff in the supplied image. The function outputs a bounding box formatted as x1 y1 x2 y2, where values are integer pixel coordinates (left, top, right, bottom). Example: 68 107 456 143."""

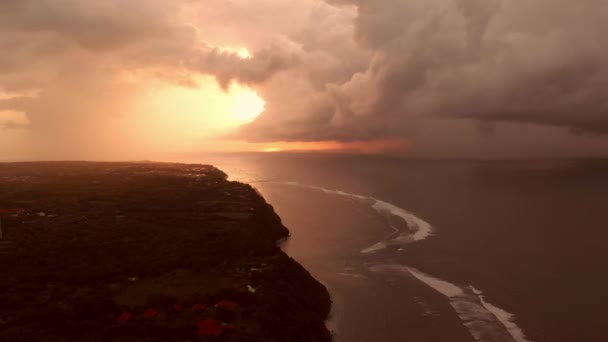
0 162 332 342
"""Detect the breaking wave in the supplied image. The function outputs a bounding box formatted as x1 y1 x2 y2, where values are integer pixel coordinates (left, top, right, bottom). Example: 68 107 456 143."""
276 181 433 254
372 265 533 342
271 180 533 342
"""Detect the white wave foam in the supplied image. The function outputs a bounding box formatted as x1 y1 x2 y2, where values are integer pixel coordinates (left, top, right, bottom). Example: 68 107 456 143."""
274 180 531 342
407 267 463 297
372 265 533 342
275 181 433 253
372 200 433 242
320 188 369 201
361 241 388 254
471 287 533 342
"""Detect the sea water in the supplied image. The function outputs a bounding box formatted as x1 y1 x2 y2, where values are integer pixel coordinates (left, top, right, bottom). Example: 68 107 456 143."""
201 153 608 342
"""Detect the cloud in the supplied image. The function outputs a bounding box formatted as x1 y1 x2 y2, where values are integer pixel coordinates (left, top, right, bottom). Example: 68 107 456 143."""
0 0 305 158
0 0 607 158
186 43 299 89
0 110 30 129
240 0 608 145
0 0 297 90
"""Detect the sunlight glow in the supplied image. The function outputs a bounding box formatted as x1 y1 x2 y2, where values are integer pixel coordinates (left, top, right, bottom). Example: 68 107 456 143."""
255 139 410 154
128 75 265 152
231 89 265 124
0 110 30 127
218 46 252 59
181 138 409 155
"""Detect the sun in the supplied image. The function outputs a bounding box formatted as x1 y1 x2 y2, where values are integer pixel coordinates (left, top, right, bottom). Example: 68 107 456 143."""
229 86 265 124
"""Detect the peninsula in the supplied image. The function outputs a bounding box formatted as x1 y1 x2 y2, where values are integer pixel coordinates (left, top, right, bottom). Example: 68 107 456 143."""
0 162 332 341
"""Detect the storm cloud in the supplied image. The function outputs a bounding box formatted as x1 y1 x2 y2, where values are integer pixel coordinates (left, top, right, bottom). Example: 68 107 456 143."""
1 0 607 158
242 0 608 142
0 0 297 91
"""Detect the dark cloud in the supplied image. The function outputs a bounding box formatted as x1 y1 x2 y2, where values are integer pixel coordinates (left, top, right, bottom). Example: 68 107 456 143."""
0 0 296 92
241 0 608 144
187 44 299 89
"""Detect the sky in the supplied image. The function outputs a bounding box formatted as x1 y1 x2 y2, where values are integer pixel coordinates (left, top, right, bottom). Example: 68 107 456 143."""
1 0 608 160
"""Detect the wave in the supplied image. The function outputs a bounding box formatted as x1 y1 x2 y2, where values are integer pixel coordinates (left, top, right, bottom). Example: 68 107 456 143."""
270 180 532 342
372 264 533 342
274 181 433 253
372 200 433 242
471 287 533 342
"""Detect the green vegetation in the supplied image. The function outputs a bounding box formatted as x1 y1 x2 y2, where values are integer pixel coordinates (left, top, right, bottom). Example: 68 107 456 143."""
0 162 331 342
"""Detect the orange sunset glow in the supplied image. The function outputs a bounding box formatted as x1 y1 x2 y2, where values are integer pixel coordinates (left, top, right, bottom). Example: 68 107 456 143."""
3 2 608 342
2 0 608 161
119 74 265 154
256 139 410 154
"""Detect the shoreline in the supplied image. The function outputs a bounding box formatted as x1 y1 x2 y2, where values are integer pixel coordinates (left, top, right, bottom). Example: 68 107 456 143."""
263 179 532 342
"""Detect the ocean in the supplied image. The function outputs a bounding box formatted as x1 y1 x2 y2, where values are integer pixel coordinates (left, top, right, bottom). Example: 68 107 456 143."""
203 153 608 342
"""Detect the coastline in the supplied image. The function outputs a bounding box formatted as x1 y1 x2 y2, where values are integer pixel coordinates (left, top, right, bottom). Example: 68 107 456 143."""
0 161 332 341
251 178 532 342
201 154 608 342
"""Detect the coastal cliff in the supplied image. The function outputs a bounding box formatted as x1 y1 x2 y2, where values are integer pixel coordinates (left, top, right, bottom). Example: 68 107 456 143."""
0 162 332 341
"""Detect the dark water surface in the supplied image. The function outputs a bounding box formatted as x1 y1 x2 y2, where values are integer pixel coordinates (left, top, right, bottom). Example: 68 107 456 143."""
200 154 608 342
